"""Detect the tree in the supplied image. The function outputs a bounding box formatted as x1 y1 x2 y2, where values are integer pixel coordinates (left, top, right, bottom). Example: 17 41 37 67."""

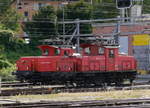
24 6 57 45
91 0 102 5
143 0 150 14
92 0 119 19
0 0 20 31
57 0 93 35
1 9 21 31
0 0 11 15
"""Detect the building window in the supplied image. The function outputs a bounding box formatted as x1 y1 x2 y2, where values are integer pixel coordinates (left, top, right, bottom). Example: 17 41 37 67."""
17 2 22 9
34 3 45 10
38 3 42 8
24 3 28 5
33 3 38 10
18 7 22 9
24 11 28 17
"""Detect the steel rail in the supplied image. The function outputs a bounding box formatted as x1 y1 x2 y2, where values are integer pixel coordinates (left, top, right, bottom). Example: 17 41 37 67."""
2 98 150 108
1 83 150 96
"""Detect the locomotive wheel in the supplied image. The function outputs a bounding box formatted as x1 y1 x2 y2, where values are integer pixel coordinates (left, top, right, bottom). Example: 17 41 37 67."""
65 82 73 88
94 81 104 87
19 78 25 83
129 79 134 85
115 79 123 86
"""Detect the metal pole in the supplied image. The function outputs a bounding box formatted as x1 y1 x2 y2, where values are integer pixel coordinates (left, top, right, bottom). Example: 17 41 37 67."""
149 39 150 72
91 0 93 5
63 5 65 35
76 19 80 53
120 8 125 23
0 77 1 94
62 2 68 35
114 16 121 45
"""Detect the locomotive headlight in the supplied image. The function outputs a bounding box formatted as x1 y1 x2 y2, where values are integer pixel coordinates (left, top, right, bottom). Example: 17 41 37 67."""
115 65 119 69
26 66 29 70
69 67 71 70
57 67 60 71
21 60 25 63
16 66 18 70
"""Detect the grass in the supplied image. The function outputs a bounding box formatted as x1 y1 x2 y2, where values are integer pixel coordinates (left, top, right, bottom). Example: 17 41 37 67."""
5 89 150 102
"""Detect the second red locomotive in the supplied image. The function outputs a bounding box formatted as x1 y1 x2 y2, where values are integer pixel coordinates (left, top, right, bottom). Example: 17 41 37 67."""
14 42 137 86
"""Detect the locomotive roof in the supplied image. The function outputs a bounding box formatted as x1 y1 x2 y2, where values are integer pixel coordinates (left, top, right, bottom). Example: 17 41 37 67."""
38 45 73 50
38 45 58 49
38 44 119 50
80 44 101 48
80 44 119 48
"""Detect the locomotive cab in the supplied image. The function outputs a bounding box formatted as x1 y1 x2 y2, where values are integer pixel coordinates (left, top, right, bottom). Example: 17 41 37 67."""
38 45 74 56
81 44 118 57
81 44 119 71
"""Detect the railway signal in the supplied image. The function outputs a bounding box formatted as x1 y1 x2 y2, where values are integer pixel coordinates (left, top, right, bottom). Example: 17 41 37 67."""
116 0 132 9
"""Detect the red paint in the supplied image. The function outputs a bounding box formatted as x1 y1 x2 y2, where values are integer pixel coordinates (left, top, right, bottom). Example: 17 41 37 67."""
16 44 137 73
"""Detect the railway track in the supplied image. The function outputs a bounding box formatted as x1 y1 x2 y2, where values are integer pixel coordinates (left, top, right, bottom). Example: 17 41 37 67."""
1 98 150 108
0 85 65 96
1 75 149 87
1 82 33 88
0 74 149 86
1 76 150 96
1 84 150 96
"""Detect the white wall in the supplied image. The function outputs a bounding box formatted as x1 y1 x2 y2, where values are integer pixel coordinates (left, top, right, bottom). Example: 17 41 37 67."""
119 36 128 54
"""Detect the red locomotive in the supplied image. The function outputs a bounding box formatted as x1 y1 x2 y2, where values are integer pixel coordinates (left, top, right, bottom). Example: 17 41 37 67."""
14 40 137 86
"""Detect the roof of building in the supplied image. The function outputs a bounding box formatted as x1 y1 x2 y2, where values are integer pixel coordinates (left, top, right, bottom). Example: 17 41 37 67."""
92 22 150 36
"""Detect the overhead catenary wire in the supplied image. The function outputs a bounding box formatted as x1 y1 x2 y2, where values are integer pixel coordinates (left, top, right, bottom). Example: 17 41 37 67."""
0 1 150 39
0 15 148 23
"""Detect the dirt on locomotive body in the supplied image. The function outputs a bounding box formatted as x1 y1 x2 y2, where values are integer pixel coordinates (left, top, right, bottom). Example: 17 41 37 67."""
14 40 137 86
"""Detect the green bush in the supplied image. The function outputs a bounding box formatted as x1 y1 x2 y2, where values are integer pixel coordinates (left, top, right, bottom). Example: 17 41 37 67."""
0 45 5 59
0 64 16 81
0 30 41 81
0 59 11 69
0 30 13 45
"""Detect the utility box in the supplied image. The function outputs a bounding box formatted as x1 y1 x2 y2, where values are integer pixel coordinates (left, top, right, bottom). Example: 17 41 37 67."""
130 5 142 22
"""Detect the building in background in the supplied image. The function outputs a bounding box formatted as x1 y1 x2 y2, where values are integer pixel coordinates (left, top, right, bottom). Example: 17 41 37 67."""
132 34 150 74
12 0 91 21
93 23 150 55
11 0 91 38
92 23 150 74
11 0 150 73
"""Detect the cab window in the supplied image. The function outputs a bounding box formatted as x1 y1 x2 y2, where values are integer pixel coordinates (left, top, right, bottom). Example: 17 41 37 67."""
55 49 60 55
109 49 114 58
98 47 104 55
85 47 91 54
43 49 49 56
64 50 69 56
